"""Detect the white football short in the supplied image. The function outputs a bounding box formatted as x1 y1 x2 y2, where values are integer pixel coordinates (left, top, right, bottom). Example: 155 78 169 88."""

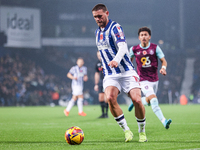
140 80 159 97
103 70 141 94
72 85 83 96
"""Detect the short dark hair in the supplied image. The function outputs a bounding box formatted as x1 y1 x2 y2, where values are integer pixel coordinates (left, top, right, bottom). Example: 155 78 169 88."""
77 57 83 60
92 4 108 12
138 27 151 36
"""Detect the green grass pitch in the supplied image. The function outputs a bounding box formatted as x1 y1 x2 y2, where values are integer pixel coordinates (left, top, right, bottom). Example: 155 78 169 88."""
0 104 200 150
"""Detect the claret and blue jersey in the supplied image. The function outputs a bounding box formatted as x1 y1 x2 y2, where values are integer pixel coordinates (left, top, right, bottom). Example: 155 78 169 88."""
129 43 165 82
95 19 135 76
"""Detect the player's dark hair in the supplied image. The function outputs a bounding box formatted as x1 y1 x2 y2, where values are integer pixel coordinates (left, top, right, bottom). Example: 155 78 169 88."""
77 57 83 60
138 27 151 36
92 4 108 12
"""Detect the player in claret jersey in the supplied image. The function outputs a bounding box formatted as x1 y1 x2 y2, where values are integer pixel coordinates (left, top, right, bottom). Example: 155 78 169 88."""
128 27 172 129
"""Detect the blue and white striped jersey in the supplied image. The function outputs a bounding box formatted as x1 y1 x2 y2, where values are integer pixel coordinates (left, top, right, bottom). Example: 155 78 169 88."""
95 19 135 76
69 65 87 87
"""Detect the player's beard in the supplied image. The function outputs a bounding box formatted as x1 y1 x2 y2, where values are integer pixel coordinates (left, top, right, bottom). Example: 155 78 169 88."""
98 21 106 28
97 18 108 28
142 40 149 47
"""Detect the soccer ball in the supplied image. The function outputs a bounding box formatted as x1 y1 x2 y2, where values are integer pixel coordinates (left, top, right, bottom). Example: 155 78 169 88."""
65 126 84 145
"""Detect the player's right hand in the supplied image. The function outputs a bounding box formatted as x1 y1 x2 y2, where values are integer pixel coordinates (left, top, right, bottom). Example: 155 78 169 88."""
83 76 88 82
160 68 167 76
108 60 118 68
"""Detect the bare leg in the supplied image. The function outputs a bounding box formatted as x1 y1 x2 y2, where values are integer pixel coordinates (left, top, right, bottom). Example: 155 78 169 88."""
129 88 145 119
98 92 105 118
105 85 133 143
105 86 122 117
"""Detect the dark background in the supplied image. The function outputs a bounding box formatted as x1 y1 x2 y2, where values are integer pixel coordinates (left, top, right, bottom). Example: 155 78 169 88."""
0 0 200 106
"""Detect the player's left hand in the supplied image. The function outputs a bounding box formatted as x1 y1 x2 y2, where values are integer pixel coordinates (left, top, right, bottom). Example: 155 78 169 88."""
83 76 88 81
160 68 167 76
108 60 118 68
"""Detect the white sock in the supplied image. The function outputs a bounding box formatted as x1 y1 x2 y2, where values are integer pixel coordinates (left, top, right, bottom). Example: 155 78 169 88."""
136 117 146 133
150 98 165 123
141 97 148 106
66 99 75 112
77 98 83 113
161 118 166 124
114 114 130 131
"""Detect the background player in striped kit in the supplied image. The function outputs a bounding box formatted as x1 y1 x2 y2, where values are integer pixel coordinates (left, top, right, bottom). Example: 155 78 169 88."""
92 4 147 142
94 51 108 118
128 27 172 129
64 57 88 116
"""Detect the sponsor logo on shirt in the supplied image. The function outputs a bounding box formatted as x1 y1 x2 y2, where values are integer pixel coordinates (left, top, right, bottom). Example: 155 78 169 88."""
114 31 124 38
136 51 140 55
97 41 109 48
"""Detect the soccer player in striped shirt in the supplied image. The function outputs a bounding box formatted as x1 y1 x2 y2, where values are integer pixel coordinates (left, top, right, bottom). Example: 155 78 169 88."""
128 27 172 129
92 4 147 142
64 57 88 116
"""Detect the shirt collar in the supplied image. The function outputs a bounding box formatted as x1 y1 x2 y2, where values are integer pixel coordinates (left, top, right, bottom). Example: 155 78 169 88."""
99 19 112 31
140 42 151 49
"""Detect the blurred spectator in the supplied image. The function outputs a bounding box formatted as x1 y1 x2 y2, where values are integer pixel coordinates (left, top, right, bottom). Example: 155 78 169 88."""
0 52 70 106
0 47 188 106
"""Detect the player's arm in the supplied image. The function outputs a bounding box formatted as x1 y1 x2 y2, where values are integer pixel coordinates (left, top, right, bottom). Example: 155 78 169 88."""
129 46 135 62
156 45 167 76
83 75 88 82
131 57 134 62
67 72 77 80
109 42 128 68
94 72 100 91
159 57 167 76
108 25 127 68
83 68 88 82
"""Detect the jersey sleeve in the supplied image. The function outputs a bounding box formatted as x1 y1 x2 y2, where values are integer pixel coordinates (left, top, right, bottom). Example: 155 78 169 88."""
111 24 126 44
95 62 100 72
69 66 75 75
129 46 134 58
156 45 165 59
84 67 87 75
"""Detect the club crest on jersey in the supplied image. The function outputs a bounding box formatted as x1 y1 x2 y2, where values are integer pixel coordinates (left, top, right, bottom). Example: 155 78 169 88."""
149 49 154 55
143 50 147 55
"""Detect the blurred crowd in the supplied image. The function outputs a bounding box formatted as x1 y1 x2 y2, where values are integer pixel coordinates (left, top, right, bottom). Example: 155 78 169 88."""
191 54 200 103
0 47 198 106
0 53 71 106
157 52 185 104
